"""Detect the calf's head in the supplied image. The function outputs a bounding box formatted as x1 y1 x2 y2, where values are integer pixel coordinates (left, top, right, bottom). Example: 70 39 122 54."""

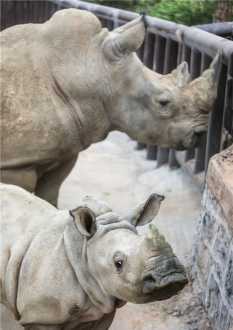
69 194 187 305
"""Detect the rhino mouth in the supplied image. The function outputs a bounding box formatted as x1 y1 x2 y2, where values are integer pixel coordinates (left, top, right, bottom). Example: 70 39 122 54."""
114 298 126 308
142 254 188 302
175 130 206 150
152 277 187 301
143 271 188 301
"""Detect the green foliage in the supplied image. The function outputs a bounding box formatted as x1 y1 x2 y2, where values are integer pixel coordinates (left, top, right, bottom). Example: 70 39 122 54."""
86 0 139 11
140 0 217 26
86 0 218 25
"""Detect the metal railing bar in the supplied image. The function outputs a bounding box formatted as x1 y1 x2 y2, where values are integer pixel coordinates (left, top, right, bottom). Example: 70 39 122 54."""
169 149 180 169
190 48 201 79
194 53 212 174
51 1 233 61
205 63 228 168
163 38 180 168
154 35 166 74
153 34 170 167
196 22 233 37
147 145 158 161
194 134 207 174
181 26 233 64
157 148 170 167
143 32 158 161
143 33 155 69
186 49 201 165
223 56 233 135
181 45 191 67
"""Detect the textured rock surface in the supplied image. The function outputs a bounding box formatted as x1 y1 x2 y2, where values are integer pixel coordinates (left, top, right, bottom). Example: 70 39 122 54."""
192 145 233 330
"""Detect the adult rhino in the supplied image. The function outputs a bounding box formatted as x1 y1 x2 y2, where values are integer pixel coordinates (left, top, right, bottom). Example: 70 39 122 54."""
1 9 220 205
0 184 187 330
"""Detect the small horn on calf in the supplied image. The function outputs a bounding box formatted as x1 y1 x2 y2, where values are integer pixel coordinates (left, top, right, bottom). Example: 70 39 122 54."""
146 223 173 254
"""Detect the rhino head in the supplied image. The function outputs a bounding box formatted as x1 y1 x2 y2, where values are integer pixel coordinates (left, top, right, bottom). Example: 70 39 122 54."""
67 194 187 306
47 10 220 150
102 18 220 150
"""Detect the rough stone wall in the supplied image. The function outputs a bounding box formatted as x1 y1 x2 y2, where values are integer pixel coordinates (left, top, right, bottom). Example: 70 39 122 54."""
192 146 233 330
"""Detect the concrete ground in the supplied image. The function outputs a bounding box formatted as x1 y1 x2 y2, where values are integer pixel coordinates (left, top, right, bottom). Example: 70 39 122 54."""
60 131 201 266
1 132 208 330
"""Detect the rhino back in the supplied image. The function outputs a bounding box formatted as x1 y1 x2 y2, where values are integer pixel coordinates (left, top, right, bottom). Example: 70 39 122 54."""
0 23 80 170
0 184 57 241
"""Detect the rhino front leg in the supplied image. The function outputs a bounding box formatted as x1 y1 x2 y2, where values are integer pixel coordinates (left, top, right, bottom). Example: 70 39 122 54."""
35 156 77 207
75 311 116 330
1 167 37 192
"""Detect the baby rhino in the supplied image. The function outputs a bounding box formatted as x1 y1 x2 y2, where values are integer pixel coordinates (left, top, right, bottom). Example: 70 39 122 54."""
0 184 187 330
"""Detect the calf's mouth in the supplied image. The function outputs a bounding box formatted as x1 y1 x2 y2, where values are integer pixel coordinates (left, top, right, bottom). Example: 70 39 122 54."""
143 272 188 301
142 256 188 301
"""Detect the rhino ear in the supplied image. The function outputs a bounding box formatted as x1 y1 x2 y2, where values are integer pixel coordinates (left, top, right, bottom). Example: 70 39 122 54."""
187 53 221 111
127 193 164 227
103 16 146 61
171 62 191 88
70 207 96 237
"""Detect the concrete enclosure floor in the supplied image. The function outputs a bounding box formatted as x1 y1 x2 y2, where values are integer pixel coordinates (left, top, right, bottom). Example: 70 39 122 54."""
1 132 202 330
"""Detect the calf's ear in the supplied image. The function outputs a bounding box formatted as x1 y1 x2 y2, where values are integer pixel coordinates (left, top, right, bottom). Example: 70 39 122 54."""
70 207 97 237
103 16 146 61
127 193 164 227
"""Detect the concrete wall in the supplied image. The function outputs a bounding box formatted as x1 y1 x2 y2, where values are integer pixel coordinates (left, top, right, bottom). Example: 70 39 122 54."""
192 146 233 330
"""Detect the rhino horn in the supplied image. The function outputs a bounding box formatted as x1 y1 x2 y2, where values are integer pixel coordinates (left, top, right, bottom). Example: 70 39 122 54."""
103 16 146 61
70 206 97 237
146 223 172 251
187 53 221 112
126 193 164 227
171 61 191 88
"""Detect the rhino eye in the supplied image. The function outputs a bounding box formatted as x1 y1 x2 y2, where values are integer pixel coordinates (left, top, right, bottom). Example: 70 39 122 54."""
113 252 125 273
114 259 124 272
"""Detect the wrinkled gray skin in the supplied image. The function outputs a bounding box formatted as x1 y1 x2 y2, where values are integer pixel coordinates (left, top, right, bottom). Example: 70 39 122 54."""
0 9 220 205
0 184 187 330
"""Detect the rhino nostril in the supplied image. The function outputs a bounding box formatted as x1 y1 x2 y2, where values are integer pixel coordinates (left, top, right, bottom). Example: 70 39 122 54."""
159 99 170 106
144 274 155 284
143 274 157 293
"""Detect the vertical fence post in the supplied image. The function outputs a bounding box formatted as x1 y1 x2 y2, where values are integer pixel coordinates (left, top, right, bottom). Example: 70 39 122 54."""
194 53 211 174
223 55 233 141
185 48 201 162
163 39 180 169
154 35 169 167
205 62 228 169
143 32 157 160
147 145 158 160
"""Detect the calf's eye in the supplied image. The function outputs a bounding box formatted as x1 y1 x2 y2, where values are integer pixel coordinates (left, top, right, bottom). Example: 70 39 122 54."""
113 252 125 273
114 259 124 272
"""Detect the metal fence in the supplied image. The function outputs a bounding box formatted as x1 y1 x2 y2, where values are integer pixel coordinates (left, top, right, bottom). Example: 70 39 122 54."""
1 0 233 187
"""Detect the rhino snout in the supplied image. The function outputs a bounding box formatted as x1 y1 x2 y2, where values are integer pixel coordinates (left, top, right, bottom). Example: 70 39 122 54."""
176 130 205 150
142 256 188 299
